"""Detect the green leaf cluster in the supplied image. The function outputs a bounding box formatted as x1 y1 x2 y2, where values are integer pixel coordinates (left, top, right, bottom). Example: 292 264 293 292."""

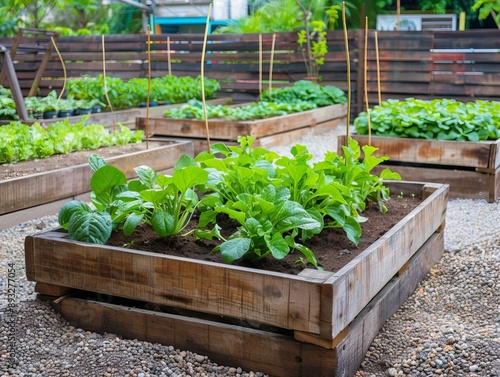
354 98 500 141
59 154 209 244
59 136 398 270
66 75 221 110
165 82 346 121
260 80 347 106
0 95 17 120
193 136 399 268
165 99 317 121
0 119 143 164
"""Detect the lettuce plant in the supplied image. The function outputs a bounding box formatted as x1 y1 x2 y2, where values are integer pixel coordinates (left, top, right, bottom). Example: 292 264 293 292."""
59 154 208 244
0 119 143 164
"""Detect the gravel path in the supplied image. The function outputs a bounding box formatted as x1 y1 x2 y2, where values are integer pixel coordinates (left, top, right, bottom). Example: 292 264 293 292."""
1 132 499 377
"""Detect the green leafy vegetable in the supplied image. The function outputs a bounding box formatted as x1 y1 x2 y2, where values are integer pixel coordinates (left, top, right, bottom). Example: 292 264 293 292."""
354 98 500 141
165 82 346 121
0 120 143 164
67 75 220 110
58 137 397 271
260 80 347 106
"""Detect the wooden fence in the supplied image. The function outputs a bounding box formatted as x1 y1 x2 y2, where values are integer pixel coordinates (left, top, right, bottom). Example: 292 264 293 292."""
1 29 500 117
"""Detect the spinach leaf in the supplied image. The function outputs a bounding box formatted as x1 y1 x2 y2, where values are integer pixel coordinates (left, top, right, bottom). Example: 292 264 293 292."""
355 98 500 141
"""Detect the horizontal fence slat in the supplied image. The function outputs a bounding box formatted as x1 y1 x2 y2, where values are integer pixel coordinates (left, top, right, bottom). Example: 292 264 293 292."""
3 29 500 118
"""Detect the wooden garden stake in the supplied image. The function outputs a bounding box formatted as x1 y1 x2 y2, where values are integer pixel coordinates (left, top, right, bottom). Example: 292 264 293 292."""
397 0 401 31
101 35 116 132
364 17 371 145
167 36 172 76
201 3 213 152
375 31 381 106
268 33 276 99
145 25 151 149
51 37 66 103
259 34 263 96
342 2 351 142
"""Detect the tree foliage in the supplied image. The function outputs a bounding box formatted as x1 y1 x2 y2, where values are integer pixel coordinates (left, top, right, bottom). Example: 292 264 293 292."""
0 0 142 37
472 0 500 28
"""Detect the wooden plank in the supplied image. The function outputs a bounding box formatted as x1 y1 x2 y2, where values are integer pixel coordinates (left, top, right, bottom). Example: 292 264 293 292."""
0 193 88 232
489 139 500 169
341 135 495 169
335 230 444 376
376 165 493 201
28 234 327 334
137 104 346 140
0 140 193 215
321 183 448 338
52 297 338 377
495 168 500 203
35 282 74 296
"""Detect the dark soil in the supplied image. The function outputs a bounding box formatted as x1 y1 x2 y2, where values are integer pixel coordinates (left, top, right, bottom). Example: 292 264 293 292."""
107 194 421 275
0 142 167 180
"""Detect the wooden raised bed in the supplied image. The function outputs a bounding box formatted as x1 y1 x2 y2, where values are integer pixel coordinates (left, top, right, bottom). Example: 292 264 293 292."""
0 139 193 230
136 104 347 154
338 135 500 202
25 181 448 377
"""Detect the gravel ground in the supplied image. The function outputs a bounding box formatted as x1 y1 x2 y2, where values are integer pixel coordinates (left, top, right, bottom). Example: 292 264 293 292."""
1 132 499 377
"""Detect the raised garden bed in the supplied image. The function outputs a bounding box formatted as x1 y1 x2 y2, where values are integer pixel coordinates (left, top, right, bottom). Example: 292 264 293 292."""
338 135 500 202
0 139 193 229
136 103 347 154
25 180 448 377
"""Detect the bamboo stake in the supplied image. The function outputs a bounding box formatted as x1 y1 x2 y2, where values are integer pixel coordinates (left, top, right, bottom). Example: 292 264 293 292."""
397 0 401 31
167 36 172 76
364 17 371 146
342 2 351 142
51 37 66 103
375 31 381 106
201 4 212 152
268 33 276 99
146 25 151 149
102 35 116 132
259 33 263 97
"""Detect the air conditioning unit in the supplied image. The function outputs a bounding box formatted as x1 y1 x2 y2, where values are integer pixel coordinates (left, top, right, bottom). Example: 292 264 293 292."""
377 14 457 31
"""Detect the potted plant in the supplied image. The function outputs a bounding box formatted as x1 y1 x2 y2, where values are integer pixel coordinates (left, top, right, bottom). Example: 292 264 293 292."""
74 99 92 115
89 98 104 113
57 98 76 118
24 96 43 119
0 96 18 120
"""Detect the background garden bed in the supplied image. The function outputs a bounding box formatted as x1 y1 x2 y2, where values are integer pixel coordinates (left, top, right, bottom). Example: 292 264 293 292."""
338 135 500 202
136 103 347 154
0 139 193 230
